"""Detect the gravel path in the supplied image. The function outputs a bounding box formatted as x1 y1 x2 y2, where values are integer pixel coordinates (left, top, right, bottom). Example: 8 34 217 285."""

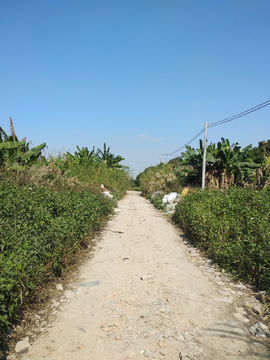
17 191 270 359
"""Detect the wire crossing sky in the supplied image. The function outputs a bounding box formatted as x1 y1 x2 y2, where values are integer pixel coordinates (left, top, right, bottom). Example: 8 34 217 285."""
0 0 269 176
164 100 270 156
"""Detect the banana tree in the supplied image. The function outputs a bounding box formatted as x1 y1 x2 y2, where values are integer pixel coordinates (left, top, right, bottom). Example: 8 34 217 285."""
176 140 216 181
0 140 25 165
66 146 97 165
215 139 260 181
0 121 46 167
0 140 46 167
97 143 127 169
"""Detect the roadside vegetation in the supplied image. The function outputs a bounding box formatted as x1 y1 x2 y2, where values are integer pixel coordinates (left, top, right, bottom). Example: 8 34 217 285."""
0 119 130 338
173 187 270 290
136 137 270 305
136 162 181 197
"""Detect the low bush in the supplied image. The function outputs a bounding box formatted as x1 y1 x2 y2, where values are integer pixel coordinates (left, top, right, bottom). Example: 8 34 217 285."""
148 193 166 211
173 187 270 290
0 181 115 333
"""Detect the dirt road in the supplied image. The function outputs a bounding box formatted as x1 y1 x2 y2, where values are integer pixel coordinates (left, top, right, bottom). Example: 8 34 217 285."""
18 191 269 359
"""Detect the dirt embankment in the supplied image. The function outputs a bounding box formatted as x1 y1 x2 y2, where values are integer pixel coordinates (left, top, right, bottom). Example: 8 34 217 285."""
7 191 270 359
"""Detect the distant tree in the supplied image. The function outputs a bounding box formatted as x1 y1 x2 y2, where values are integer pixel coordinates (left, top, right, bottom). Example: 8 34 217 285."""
66 146 97 165
97 143 127 169
245 140 270 164
175 138 260 183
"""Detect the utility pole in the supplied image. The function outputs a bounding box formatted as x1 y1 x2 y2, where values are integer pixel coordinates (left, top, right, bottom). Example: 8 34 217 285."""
201 122 208 190
160 153 163 163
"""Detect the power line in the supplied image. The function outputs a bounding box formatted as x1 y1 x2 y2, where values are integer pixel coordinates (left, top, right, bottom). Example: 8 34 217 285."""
163 100 270 157
208 100 270 128
164 128 205 156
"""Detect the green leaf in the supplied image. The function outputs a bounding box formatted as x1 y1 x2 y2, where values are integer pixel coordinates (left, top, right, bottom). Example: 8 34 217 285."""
0 141 25 150
21 142 46 161
7 149 19 165
206 152 217 163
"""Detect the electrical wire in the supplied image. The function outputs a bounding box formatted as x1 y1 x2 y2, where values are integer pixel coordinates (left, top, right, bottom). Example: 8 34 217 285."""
208 100 270 128
163 128 205 156
163 100 270 157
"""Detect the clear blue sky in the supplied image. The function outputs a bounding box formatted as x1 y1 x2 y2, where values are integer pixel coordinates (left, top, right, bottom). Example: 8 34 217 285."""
1 0 269 177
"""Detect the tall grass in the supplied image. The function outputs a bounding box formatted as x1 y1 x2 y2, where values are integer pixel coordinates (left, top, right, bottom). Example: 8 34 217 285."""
67 161 130 198
138 163 181 197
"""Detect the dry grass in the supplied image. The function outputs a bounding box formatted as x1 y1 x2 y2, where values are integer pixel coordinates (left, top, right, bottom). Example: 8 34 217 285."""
9 117 16 140
139 164 180 197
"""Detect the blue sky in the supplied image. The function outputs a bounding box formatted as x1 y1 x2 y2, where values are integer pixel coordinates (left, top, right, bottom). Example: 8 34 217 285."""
0 0 269 177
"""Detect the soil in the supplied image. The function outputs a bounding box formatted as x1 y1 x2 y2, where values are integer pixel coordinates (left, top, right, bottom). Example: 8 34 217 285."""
4 191 270 359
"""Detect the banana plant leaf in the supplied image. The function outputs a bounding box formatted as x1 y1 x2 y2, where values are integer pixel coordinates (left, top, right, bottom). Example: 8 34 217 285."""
0 141 25 149
21 143 46 161
7 150 19 165
206 152 217 163
0 127 9 142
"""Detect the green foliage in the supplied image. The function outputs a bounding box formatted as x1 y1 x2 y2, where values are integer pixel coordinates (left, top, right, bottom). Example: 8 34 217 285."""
0 123 46 167
175 138 260 184
0 181 115 332
97 143 127 169
0 135 130 338
66 146 98 166
0 127 9 143
66 161 130 199
148 194 166 211
173 187 270 289
45 144 130 198
245 140 270 164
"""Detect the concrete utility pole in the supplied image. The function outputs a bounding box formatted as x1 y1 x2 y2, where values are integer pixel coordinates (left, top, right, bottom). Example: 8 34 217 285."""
201 122 208 190
160 153 163 163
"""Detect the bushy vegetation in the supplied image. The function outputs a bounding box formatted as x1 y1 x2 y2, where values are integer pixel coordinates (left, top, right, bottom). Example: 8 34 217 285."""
246 140 270 164
137 137 270 302
0 181 115 330
0 119 46 169
137 163 181 197
176 138 261 185
66 162 129 199
148 193 166 211
0 120 130 337
136 138 270 193
172 187 270 291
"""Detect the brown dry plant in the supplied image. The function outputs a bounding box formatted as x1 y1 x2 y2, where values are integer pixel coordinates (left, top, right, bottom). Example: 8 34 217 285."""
9 117 16 139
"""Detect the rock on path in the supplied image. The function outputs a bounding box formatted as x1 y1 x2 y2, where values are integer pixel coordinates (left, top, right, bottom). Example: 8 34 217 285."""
18 191 269 359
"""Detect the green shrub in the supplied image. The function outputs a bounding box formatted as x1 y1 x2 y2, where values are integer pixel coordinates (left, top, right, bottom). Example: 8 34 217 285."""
148 194 166 211
0 182 114 332
173 187 270 289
